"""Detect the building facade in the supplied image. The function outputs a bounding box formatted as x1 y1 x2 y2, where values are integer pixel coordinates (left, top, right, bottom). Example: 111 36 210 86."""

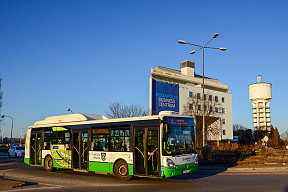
249 75 272 134
149 60 233 141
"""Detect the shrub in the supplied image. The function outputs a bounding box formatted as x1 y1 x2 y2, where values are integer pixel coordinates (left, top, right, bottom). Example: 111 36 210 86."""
197 145 212 161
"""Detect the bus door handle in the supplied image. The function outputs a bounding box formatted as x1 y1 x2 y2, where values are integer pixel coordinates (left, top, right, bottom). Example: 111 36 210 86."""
148 148 158 161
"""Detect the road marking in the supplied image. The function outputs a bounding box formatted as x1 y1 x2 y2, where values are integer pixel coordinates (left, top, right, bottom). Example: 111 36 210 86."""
91 183 147 187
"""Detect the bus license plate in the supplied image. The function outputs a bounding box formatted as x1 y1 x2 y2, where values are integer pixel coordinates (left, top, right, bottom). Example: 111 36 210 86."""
183 170 190 174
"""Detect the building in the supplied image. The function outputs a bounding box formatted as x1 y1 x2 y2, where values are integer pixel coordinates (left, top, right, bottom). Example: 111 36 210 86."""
248 75 272 135
149 60 233 142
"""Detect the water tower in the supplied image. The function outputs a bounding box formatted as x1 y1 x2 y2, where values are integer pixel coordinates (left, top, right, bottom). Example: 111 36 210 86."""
248 75 272 135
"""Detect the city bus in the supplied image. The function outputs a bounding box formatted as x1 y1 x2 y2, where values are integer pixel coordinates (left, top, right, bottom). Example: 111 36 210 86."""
24 112 198 180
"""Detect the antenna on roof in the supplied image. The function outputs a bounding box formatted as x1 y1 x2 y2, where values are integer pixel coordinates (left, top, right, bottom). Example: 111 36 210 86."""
67 108 73 114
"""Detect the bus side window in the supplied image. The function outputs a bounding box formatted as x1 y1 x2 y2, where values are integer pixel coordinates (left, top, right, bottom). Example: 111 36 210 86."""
92 134 109 151
110 128 130 152
44 129 57 149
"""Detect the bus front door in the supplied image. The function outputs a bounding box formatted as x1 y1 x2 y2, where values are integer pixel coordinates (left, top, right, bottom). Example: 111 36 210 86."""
134 127 160 177
72 130 89 170
30 131 42 165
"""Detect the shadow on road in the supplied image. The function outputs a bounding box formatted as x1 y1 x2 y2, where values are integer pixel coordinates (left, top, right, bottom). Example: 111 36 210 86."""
171 168 228 181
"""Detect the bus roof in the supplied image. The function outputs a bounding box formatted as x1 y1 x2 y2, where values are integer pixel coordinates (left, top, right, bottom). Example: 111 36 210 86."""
30 113 192 129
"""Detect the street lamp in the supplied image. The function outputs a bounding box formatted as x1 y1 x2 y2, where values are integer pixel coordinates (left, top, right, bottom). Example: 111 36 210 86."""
178 33 226 146
67 108 74 114
1 115 14 146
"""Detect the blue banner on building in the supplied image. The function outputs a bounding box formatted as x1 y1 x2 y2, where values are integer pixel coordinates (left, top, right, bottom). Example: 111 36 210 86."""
151 79 179 114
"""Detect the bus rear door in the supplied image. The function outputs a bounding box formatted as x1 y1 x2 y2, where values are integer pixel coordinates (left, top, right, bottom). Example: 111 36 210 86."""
30 130 43 165
72 130 89 170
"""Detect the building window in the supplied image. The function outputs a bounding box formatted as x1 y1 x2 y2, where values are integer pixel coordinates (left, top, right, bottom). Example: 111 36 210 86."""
215 107 218 113
222 118 226 124
189 91 193 98
189 104 192 109
204 94 207 100
204 105 207 111
197 93 201 99
209 95 212 101
215 96 218 102
210 106 213 112
222 108 225 113
198 105 201 110
222 97 225 103
223 130 226 135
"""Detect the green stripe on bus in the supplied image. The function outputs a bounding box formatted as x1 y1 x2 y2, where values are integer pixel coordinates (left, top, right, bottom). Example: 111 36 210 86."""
24 158 29 165
128 164 133 175
89 161 111 173
89 161 133 175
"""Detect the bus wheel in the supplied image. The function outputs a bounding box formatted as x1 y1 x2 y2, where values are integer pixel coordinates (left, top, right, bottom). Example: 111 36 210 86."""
114 160 132 180
44 155 54 172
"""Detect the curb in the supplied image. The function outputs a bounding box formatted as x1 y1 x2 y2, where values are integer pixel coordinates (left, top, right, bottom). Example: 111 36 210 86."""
199 166 288 171
0 178 25 190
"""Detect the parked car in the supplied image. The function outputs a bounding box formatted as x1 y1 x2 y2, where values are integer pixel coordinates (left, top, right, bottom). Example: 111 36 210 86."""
8 146 25 158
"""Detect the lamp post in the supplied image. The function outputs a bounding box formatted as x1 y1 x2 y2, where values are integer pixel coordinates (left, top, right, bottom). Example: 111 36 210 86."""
1 115 14 146
1 124 4 144
67 108 74 114
178 33 226 146
20 128 23 145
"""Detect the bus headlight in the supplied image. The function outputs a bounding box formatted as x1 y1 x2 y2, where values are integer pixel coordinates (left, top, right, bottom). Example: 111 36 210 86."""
167 158 176 169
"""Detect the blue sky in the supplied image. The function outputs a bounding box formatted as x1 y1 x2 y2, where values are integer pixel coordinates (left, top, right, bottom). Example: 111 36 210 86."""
0 0 288 137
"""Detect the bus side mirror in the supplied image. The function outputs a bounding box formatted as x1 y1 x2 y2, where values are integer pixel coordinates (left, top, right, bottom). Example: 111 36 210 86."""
165 124 171 134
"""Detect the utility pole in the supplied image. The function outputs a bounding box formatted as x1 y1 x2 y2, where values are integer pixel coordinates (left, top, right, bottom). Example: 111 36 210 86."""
2 124 4 144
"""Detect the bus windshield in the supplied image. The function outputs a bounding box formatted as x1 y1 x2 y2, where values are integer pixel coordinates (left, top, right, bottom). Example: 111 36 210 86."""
163 117 196 156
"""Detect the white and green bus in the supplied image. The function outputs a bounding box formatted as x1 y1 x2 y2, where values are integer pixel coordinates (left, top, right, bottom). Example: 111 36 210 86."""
24 112 198 180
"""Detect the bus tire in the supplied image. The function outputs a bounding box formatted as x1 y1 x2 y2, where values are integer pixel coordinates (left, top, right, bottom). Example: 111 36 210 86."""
114 160 132 180
44 155 54 172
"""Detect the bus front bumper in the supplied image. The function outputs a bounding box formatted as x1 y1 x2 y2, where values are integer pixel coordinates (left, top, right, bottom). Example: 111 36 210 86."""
161 163 198 178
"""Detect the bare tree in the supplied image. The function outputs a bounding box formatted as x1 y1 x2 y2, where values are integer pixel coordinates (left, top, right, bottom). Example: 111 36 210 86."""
281 130 288 146
182 93 222 147
281 131 288 141
105 101 148 119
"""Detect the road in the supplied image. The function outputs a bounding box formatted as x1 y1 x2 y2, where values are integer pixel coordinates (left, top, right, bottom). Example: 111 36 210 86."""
1 153 288 192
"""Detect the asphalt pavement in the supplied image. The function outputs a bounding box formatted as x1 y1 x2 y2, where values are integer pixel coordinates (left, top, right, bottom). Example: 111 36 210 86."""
1 154 288 192
0 153 7 158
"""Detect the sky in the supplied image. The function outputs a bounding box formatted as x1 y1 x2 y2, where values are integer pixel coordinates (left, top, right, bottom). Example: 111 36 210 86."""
0 0 288 138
